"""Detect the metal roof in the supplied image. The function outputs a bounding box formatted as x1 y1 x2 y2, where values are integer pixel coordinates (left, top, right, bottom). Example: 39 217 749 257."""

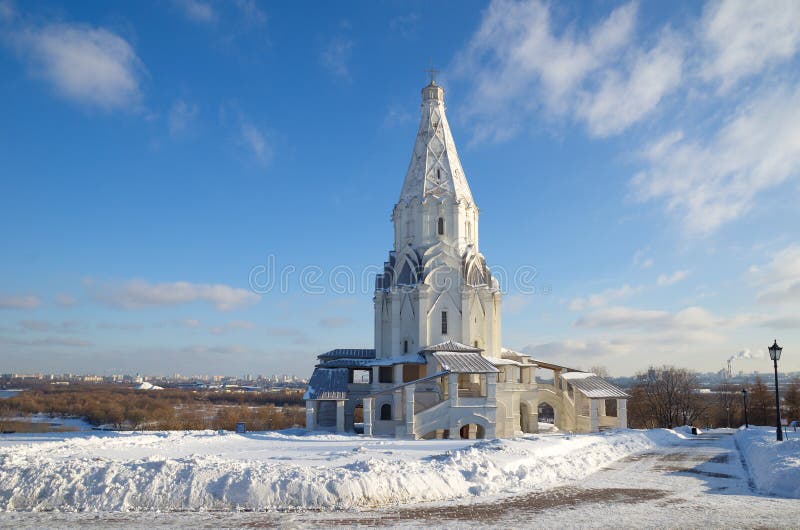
561 372 629 399
422 340 483 353
432 352 499 373
319 354 426 369
303 367 349 400
317 348 376 360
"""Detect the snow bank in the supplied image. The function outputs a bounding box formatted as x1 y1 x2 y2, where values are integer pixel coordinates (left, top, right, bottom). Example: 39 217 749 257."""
735 427 800 498
0 429 658 512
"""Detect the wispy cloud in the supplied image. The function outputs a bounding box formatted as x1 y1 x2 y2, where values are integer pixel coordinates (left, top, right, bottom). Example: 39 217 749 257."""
0 294 41 310
657 269 690 287
239 119 272 166
171 0 217 24
632 248 654 270
631 84 800 235
54 293 77 307
20 320 80 332
0 336 92 347
569 284 640 311
318 316 351 328
8 22 145 110
451 0 665 141
750 243 800 305
86 278 260 311
168 99 198 137
320 35 354 80
700 0 800 90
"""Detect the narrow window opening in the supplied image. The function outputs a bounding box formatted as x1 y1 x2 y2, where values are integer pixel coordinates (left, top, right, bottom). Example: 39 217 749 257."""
474 340 479 348
441 311 448 335
380 403 392 421
403 340 409 354
437 217 444 235
436 169 441 180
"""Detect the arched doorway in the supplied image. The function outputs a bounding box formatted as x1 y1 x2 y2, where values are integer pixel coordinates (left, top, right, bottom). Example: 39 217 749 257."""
538 402 555 424
459 423 486 439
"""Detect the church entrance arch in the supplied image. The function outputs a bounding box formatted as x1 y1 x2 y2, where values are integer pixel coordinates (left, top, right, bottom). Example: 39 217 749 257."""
459 423 486 440
538 402 555 424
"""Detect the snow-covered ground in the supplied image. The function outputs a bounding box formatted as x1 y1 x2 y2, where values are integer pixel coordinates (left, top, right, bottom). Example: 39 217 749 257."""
735 426 800 498
2 427 799 528
0 429 653 511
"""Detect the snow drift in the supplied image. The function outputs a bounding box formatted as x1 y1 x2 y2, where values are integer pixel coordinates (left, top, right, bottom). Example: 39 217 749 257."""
735 427 800 498
0 429 657 512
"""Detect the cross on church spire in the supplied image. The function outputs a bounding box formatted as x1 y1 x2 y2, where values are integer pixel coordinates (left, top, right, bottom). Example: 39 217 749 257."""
424 60 439 85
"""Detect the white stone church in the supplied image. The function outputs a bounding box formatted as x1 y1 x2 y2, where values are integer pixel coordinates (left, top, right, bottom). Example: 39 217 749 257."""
304 79 628 439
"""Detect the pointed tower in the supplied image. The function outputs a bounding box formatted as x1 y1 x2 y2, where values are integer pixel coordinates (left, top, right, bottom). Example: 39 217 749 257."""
374 81 502 361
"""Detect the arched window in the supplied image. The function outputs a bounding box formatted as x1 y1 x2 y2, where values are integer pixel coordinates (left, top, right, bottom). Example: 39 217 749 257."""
474 340 479 348
380 403 392 421
437 217 444 235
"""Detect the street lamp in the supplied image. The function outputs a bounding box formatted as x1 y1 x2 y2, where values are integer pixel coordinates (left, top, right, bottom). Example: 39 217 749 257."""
741 388 748 428
768 340 783 442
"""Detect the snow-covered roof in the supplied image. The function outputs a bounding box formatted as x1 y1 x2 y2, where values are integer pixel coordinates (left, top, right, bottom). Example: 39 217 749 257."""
303 368 349 400
561 372 629 399
421 340 482 353
317 348 375 361
500 348 531 362
319 354 426 368
432 352 499 373
484 356 522 366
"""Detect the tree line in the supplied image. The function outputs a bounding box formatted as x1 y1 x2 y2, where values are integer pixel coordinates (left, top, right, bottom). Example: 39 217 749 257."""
627 365 800 429
0 384 305 431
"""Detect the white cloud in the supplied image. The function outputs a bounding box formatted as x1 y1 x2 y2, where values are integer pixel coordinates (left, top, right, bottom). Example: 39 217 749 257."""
451 0 682 141
171 0 216 24
750 244 800 305
0 295 41 309
11 23 145 110
0 0 16 22
87 279 260 311
577 31 683 137
318 316 352 328
576 305 719 332
0 336 92 347
239 119 272 166
700 0 800 89
632 248 654 269
631 84 800 235
234 0 267 27
54 293 76 307
168 99 198 136
19 320 80 332
569 284 640 311
320 35 354 79
657 269 689 287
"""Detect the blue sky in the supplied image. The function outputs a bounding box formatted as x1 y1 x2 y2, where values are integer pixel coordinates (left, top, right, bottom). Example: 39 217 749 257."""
1 0 799 377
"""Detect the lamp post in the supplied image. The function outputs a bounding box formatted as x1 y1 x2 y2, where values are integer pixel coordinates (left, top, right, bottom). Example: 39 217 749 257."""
741 388 748 428
768 340 783 442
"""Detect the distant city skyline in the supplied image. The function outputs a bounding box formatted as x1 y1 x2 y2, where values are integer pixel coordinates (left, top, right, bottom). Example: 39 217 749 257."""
1 0 799 377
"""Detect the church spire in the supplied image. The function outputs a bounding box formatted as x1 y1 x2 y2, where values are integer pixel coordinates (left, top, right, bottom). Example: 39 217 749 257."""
398 79 475 206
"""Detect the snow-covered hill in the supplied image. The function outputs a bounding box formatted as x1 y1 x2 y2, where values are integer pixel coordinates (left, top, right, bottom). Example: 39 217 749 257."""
0 429 659 511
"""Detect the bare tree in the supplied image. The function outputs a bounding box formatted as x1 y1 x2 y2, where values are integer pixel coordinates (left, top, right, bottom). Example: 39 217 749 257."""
630 365 706 428
748 376 773 426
